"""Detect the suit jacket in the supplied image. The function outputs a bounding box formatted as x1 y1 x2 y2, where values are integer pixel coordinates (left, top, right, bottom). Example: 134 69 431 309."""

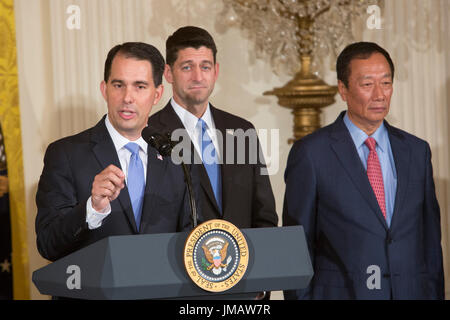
283 111 444 300
147 101 278 228
36 116 196 261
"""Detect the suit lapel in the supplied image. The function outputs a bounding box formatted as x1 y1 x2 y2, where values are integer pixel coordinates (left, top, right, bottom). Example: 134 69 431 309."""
385 123 410 230
139 145 169 232
330 114 389 229
157 102 186 133
90 117 138 232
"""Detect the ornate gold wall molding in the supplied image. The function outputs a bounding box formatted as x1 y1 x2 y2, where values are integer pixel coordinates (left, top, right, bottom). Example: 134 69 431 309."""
0 0 29 300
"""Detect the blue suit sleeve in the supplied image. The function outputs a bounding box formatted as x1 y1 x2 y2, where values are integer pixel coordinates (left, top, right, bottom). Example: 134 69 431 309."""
422 143 444 299
35 142 90 261
282 140 317 300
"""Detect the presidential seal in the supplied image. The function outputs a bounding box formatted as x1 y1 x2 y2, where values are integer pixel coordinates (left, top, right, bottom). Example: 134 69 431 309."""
183 219 249 292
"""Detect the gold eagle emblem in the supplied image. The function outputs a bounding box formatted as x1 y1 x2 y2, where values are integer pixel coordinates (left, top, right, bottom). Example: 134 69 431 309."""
202 241 230 274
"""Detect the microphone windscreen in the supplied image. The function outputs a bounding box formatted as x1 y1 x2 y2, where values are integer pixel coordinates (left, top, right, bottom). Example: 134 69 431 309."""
141 127 173 157
141 126 155 143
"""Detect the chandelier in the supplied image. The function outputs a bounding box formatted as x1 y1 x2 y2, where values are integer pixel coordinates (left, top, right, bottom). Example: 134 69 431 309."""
221 0 383 142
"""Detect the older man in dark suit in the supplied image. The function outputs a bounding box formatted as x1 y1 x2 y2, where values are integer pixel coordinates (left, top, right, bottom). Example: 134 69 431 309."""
36 42 195 262
283 42 444 299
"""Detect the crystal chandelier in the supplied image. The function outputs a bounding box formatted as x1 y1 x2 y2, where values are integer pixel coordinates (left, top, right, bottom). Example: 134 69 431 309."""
221 0 383 142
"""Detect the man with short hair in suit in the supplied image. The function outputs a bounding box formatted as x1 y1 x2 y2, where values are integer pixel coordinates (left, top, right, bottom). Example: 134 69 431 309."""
283 42 444 299
36 42 195 262
148 26 278 229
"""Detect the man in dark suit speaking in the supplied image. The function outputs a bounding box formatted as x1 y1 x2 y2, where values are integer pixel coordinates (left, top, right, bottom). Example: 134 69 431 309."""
36 42 194 262
283 42 444 299
148 26 278 229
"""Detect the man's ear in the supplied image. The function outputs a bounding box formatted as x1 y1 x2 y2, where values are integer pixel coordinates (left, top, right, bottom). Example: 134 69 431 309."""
152 84 164 106
337 80 348 102
164 64 173 84
100 81 107 101
214 62 219 81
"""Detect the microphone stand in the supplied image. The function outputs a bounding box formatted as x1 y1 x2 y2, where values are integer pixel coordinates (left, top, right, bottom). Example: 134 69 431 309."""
180 162 197 228
144 130 198 229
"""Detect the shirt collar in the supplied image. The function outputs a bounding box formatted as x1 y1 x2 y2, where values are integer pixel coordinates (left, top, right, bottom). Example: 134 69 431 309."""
170 97 216 131
343 111 388 153
105 114 148 154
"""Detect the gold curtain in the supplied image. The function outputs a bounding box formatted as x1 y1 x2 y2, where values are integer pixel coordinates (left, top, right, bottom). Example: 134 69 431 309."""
0 0 29 299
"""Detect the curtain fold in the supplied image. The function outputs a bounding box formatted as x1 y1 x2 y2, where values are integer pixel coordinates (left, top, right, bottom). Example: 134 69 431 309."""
0 0 29 300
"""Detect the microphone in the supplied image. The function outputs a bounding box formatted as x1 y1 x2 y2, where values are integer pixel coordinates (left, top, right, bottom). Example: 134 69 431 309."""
141 126 198 228
141 127 175 157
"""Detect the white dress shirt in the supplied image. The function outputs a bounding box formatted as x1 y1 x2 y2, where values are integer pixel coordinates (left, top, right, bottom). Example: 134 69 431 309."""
170 97 221 160
85 115 148 229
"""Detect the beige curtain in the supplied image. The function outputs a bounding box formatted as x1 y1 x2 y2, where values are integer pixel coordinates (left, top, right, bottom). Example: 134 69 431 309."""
14 0 450 299
0 0 29 299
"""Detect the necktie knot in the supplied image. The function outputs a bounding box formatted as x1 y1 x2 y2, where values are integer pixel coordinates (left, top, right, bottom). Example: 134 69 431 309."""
124 142 140 155
365 137 377 151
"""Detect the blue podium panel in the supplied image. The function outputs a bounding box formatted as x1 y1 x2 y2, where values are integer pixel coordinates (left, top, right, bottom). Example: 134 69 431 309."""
33 226 313 299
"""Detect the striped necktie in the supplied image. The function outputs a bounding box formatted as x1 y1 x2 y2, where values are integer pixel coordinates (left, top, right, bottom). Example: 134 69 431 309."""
365 137 386 219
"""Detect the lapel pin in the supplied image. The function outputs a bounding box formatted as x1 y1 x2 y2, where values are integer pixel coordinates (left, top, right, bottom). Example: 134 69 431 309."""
157 154 163 161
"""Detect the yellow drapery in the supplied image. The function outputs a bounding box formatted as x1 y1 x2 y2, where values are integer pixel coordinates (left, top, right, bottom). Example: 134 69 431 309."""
0 0 29 299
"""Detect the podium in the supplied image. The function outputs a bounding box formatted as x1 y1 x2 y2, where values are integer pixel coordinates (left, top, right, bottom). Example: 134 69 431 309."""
33 226 313 299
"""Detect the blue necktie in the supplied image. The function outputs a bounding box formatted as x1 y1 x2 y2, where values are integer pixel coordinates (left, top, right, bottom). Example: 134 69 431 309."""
198 119 222 213
124 142 145 230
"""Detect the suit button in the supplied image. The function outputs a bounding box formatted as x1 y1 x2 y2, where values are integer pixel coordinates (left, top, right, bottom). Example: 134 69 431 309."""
386 234 394 244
